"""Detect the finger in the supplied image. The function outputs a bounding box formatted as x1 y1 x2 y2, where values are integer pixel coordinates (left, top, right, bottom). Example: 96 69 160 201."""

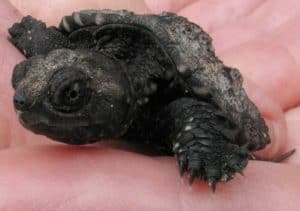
240 78 288 158
218 40 300 157
144 0 195 13
0 37 26 150
210 0 300 52
9 0 149 25
0 34 27 148
285 106 300 164
0 0 21 36
0 1 53 147
177 0 265 32
219 41 300 110
0 146 299 210
263 15 300 65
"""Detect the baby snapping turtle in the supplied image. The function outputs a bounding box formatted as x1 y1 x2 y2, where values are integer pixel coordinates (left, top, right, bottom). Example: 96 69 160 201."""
9 9 279 191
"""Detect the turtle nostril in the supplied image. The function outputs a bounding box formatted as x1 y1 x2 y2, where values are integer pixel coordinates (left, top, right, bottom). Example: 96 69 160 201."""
13 93 28 111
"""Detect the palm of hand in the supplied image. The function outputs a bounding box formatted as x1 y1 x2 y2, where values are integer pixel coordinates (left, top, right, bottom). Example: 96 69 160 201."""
0 0 299 210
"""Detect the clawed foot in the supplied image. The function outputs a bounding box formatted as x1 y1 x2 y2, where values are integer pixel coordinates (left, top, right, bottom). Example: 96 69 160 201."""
8 16 72 57
8 16 47 56
174 141 250 192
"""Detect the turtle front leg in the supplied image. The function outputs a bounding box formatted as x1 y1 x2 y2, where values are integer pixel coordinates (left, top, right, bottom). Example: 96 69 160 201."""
8 16 73 57
158 98 250 191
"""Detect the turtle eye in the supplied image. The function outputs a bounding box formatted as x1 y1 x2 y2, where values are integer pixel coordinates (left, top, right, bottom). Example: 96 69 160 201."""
49 68 91 112
52 80 87 111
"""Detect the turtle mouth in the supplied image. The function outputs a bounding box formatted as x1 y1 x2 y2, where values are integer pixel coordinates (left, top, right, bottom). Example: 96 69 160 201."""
16 109 48 128
16 109 92 129
15 108 107 144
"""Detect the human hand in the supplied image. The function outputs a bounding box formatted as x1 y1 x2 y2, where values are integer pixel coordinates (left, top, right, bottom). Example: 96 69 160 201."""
0 0 299 210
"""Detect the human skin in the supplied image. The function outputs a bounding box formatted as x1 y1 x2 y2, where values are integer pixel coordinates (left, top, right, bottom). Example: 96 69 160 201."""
0 0 300 210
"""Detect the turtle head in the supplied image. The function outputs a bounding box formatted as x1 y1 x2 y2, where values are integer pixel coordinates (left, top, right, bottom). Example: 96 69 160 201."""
12 49 133 144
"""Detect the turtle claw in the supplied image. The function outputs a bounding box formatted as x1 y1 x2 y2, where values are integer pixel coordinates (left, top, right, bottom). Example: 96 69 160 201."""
175 142 250 192
189 170 197 185
208 179 217 193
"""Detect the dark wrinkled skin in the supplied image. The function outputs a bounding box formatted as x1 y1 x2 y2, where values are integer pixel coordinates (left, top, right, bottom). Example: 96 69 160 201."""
9 9 275 191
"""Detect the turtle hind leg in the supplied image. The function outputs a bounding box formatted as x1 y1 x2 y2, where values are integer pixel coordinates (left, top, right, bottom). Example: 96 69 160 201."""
157 97 251 192
8 16 73 57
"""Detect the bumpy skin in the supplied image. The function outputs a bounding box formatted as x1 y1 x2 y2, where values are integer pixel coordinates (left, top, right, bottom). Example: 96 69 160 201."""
9 9 270 190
